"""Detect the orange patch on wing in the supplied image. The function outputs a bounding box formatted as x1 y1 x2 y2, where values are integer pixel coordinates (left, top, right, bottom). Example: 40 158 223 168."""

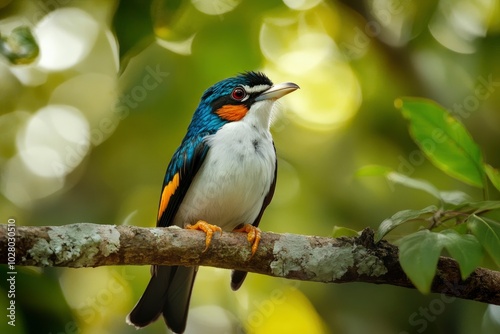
216 104 248 121
158 172 180 220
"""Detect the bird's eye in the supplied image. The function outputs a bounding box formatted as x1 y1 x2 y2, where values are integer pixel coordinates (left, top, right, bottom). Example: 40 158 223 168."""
231 87 247 101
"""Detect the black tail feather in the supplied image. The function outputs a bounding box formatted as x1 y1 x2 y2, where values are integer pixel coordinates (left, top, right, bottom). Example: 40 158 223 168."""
126 265 197 333
163 266 197 333
231 270 248 291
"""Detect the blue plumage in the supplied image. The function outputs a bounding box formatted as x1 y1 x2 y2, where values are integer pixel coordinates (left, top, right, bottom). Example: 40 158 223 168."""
186 72 273 137
159 134 209 226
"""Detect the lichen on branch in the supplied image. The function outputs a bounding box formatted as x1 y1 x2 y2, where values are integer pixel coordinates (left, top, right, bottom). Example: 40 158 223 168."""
0 223 499 305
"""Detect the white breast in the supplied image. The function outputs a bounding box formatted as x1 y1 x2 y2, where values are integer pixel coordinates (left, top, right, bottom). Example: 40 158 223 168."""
173 119 276 231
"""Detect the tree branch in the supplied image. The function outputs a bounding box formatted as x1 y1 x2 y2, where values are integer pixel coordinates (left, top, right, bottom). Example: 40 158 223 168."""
1 223 499 305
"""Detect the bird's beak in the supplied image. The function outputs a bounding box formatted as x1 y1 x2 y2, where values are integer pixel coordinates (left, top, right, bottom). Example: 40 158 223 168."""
255 82 300 101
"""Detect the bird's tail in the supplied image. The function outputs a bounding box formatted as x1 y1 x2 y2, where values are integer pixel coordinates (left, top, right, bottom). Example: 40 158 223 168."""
231 270 248 291
126 265 197 333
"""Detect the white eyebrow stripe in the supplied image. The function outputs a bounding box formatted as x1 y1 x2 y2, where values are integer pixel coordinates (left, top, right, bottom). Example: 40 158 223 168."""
242 84 271 94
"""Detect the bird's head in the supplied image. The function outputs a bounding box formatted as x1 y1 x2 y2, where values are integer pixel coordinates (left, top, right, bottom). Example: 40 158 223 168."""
186 72 299 136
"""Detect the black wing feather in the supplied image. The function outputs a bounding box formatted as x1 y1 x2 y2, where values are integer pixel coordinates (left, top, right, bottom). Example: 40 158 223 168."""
158 135 210 227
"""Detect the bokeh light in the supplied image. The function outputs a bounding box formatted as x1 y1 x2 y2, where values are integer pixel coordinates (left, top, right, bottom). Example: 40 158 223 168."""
35 8 100 71
283 0 323 11
0 2 118 210
429 0 493 54
49 73 118 138
1 153 65 207
191 0 241 15
260 6 360 131
18 104 90 178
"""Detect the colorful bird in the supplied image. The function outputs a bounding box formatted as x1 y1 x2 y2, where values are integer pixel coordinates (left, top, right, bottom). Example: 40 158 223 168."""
126 71 299 333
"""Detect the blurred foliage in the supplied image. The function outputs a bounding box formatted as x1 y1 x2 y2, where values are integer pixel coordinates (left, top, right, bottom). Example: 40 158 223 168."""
0 26 39 64
1 0 500 333
360 98 500 294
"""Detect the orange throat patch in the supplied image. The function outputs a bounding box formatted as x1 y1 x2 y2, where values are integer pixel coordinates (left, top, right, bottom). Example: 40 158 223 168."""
216 104 248 121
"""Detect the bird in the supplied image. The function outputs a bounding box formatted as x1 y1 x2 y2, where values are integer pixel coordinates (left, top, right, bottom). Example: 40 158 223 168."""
126 71 299 333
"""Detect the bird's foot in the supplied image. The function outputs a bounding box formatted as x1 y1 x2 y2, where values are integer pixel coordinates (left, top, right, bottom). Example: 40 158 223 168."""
233 224 261 257
186 220 223 252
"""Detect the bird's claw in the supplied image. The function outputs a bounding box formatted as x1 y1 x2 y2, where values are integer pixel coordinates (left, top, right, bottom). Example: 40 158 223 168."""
186 220 223 252
233 224 261 257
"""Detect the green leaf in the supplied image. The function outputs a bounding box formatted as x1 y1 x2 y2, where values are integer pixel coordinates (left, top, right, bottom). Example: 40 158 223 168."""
396 228 483 292
332 226 359 238
355 165 393 177
452 222 468 234
397 230 442 293
386 172 470 205
467 215 500 267
438 191 471 205
453 201 500 214
396 98 484 187
375 205 437 242
484 164 500 192
386 172 441 199
438 229 483 279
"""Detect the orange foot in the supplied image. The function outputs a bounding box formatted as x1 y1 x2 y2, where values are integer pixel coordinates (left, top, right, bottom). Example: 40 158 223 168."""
233 224 261 257
186 220 223 252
